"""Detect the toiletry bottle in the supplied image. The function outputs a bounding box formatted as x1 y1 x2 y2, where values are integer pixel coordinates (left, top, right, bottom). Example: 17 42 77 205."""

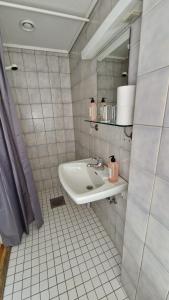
108 155 119 183
112 105 117 123
103 104 112 122
89 97 97 121
100 97 106 120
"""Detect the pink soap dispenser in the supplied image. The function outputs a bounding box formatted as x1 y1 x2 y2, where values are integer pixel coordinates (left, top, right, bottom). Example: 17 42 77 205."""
108 155 119 183
89 97 97 121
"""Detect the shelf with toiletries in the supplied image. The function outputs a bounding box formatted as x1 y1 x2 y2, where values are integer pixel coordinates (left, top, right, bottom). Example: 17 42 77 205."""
87 85 136 128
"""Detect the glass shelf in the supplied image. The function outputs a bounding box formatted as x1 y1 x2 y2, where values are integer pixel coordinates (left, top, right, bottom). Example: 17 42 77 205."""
84 120 133 127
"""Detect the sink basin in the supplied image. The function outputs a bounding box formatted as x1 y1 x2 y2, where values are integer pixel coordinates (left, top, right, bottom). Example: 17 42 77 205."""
59 158 127 205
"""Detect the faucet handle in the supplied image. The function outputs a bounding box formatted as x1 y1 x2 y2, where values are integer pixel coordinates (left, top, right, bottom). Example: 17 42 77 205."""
94 156 104 164
93 156 101 161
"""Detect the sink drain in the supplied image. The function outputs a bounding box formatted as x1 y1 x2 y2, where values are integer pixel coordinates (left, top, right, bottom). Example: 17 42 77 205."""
86 185 93 190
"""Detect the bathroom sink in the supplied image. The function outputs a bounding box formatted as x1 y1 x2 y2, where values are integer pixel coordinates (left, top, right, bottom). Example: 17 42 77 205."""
59 159 127 205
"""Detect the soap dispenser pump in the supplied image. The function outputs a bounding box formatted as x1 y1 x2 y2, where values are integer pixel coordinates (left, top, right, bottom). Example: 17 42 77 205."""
108 155 119 183
89 97 97 121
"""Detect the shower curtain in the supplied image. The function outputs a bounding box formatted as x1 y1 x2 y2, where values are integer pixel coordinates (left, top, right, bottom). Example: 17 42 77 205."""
0 36 43 246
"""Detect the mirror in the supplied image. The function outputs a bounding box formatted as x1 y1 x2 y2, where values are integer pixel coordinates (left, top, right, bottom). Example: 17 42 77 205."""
96 29 130 123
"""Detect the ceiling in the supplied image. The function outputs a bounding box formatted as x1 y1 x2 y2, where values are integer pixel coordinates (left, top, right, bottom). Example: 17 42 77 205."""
0 0 97 53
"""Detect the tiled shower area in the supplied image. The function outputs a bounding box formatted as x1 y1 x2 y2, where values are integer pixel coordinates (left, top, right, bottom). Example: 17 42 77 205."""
2 45 130 300
4 47 75 192
3 188 128 300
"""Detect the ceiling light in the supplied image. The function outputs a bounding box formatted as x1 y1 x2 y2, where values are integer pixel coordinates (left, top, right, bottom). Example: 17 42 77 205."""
20 20 35 32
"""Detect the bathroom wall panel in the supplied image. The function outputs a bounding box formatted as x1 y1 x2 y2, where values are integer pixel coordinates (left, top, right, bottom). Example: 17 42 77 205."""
70 0 141 257
138 0 169 75
4 48 75 192
134 67 169 126
122 0 169 299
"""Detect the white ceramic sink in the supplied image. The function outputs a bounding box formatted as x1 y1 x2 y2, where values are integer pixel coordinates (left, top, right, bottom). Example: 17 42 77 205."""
59 159 127 205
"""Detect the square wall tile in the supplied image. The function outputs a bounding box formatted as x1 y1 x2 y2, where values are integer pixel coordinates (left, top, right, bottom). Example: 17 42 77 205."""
35 54 48 72
42 104 53 118
64 117 73 129
44 118 55 131
40 89 52 103
125 195 149 243
33 119 45 132
55 118 64 129
19 105 32 119
36 132 47 145
121 268 137 300
128 163 154 212
136 246 169 300
51 89 62 103
119 148 130 181
61 89 72 103
157 127 169 181
38 73 50 88
60 74 71 88
138 0 169 74
59 57 70 74
21 119 34 133
123 222 144 268
23 53 36 71
12 71 27 88
53 104 63 117
143 0 163 15
47 55 59 72
24 133 36 146
134 67 169 126
28 89 41 104
49 73 60 88
128 43 140 85
26 72 39 88
63 104 73 117
31 104 43 119
163 92 169 127
146 216 169 273
151 176 169 231
131 125 161 174
15 88 29 104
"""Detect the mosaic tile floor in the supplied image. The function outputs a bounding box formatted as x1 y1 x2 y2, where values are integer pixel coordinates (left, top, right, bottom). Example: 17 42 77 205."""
3 188 128 300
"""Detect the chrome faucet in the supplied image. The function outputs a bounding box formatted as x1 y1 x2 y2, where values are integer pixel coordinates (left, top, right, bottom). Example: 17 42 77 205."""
87 157 105 170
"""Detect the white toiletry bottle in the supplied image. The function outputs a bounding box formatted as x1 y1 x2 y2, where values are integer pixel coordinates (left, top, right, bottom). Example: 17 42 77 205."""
99 97 106 120
108 155 119 183
103 104 112 122
89 97 97 121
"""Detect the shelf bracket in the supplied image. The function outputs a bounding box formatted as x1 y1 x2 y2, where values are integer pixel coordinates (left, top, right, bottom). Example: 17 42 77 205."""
89 122 99 131
123 127 132 139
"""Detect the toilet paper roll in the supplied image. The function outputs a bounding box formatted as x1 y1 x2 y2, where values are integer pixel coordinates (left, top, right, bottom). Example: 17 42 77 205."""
117 85 136 107
116 85 136 125
116 104 134 125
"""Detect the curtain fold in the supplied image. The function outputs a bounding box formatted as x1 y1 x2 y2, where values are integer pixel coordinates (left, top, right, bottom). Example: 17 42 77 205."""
0 35 43 246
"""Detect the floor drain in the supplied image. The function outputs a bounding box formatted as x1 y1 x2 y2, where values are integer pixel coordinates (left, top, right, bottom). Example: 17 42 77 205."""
86 185 93 190
50 196 65 209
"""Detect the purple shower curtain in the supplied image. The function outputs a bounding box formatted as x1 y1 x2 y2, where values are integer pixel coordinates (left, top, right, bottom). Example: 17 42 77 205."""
0 36 43 246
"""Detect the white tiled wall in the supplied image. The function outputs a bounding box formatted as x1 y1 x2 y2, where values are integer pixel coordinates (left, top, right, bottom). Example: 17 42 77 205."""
69 0 135 257
121 0 169 299
4 47 75 192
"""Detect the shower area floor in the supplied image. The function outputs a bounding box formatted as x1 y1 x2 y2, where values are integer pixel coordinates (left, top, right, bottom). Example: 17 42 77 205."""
3 188 128 300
